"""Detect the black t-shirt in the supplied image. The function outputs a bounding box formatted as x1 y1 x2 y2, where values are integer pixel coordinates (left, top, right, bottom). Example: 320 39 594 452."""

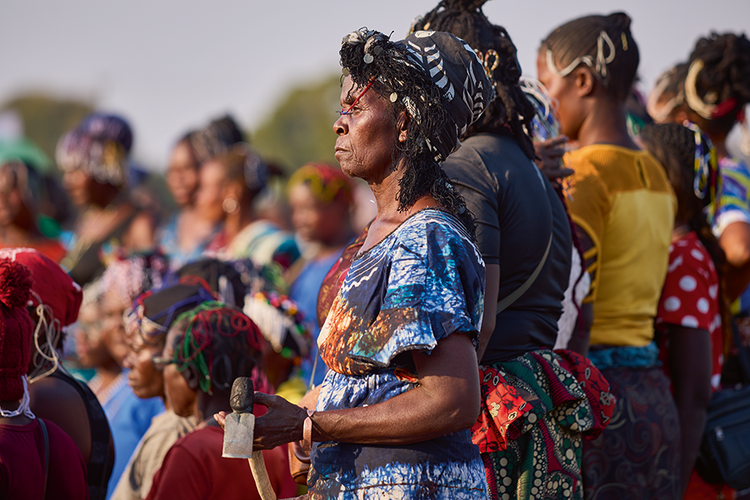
442 133 572 363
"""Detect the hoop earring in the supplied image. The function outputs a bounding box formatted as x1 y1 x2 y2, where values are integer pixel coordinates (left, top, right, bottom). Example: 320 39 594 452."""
222 198 239 214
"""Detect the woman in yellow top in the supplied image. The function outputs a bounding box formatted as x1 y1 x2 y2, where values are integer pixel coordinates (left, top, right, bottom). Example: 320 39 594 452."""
537 12 679 499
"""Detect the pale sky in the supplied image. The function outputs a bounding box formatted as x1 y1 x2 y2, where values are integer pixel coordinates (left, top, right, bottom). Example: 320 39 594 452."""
1 0 748 169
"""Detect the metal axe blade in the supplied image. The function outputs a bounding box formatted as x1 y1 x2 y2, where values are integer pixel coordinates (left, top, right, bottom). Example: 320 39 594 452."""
222 412 256 459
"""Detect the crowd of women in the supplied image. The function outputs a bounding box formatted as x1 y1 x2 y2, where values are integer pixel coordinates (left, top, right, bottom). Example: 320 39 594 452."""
1 0 749 499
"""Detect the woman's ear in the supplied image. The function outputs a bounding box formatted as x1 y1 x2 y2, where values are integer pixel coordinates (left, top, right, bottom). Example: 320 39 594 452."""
182 367 200 390
396 110 410 143
574 67 596 98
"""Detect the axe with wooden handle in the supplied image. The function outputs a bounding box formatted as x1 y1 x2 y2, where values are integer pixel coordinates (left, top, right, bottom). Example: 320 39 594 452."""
222 377 277 500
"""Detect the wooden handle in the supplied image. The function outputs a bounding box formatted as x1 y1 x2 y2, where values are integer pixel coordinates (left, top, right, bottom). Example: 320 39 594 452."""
248 450 277 500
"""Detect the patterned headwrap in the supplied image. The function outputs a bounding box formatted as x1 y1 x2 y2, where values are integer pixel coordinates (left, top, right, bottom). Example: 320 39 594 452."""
171 301 273 395
56 113 132 187
125 280 217 344
100 252 170 309
340 29 492 162
287 163 354 206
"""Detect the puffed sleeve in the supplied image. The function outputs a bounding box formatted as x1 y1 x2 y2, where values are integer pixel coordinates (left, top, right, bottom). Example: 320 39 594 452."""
347 215 485 368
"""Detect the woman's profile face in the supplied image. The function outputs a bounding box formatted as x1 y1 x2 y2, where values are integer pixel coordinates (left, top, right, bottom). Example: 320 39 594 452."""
99 290 131 367
75 302 108 368
333 76 397 182
166 141 200 208
289 183 349 245
536 46 584 140
162 326 198 417
0 168 25 226
62 168 94 207
194 160 228 223
123 333 165 400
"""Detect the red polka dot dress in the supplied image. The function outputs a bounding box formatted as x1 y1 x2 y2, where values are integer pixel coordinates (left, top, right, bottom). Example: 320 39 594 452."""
656 230 732 499
657 231 723 389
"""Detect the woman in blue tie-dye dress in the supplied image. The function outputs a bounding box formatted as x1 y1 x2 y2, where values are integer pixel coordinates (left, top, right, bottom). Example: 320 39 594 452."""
216 28 493 499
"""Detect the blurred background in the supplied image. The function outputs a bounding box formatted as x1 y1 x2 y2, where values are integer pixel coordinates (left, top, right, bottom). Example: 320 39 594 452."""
1 0 748 175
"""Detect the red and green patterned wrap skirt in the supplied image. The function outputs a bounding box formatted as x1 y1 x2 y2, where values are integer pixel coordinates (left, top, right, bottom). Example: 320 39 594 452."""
471 349 615 500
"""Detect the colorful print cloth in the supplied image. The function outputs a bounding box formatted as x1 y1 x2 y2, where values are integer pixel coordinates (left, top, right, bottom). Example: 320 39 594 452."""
309 209 487 499
655 231 732 498
472 349 614 500
582 366 681 499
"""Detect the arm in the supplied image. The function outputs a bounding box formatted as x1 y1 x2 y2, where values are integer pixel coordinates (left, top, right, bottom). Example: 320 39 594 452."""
240 332 481 451
567 302 592 356
666 325 712 497
534 136 574 183
719 221 750 301
476 264 500 362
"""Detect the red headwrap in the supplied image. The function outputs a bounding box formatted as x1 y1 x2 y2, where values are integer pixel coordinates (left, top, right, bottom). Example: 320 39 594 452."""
0 258 34 401
0 248 83 327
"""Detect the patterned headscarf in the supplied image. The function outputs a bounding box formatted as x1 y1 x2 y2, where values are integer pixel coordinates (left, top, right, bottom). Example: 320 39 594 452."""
287 163 354 206
340 29 492 162
126 281 217 344
56 113 132 187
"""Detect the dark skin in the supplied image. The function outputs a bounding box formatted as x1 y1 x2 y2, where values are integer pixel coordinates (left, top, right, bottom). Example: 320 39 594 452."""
288 183 354 257
63 169 155 253
536 45 643 356
667 324 712 497
123 332 166 401
28 302 101 463
534 136 574 183
0 166 49 247
216 77 482 451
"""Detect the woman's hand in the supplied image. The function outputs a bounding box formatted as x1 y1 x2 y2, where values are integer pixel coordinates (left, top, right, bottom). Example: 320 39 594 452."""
214 392 308 451
534 135 574 182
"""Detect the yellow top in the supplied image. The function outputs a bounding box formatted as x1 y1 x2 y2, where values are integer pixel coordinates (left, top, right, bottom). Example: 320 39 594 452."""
565 145 676 347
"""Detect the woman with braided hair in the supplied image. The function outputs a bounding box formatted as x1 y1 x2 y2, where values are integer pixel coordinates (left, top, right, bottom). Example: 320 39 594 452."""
216 27 492 498
538 12 680 498
410 3 614 500
110 281 217 500
641 122 734 499
145 302 296 500
657 35 750 374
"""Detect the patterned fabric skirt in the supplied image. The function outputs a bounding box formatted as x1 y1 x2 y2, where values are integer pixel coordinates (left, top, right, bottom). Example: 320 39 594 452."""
471 349 615 500
582 366 681 499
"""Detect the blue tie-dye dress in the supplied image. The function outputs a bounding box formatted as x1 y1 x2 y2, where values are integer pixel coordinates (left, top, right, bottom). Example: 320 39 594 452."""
310 209 488 499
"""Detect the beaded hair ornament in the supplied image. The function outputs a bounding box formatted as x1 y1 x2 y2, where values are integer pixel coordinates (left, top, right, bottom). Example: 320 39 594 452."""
546 30 618 83
519 77 560 141
684 121 720 207
172 301 266 395
125 278 217 345
243 291 311 365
